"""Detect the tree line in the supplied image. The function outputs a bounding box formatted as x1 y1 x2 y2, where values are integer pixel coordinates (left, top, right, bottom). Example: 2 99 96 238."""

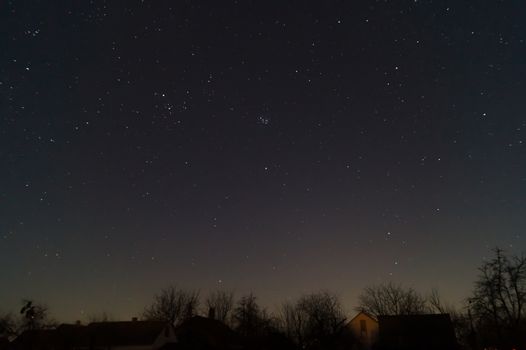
1 247 524 350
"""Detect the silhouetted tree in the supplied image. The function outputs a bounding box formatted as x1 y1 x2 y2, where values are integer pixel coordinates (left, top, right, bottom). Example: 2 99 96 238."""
280 300 306 348
0 313 16 338
468 248 526 349
357 282 427 317
87 311 113 323
143 285 200 325
19 300 49 331
427 288 471 347
280 292 347 350
233 293 270 338
427 288 453 314
205 290 234 323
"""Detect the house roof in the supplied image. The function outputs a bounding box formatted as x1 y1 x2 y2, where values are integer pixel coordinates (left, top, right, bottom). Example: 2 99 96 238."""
87 321 169 346
175 316 240 348
55 324 90 345
13 321 172 350
347 310 378 324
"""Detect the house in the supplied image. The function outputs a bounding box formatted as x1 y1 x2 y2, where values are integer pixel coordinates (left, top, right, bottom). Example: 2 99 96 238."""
346 311 378 350
83 320 177 350
170 316 241 350
376 314 458 350
170 315 296 350
11 319 177 350
54 324 90 350
10 329 58 350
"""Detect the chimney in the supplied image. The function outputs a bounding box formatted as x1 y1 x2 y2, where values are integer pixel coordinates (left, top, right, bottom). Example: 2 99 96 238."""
131 317 138 322
208 307 216 320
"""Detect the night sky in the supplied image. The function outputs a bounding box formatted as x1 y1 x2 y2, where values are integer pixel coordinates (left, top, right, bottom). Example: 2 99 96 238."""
1 1 526 322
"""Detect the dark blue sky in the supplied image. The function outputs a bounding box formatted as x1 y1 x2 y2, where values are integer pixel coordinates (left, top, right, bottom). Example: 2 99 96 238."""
1 0 525 322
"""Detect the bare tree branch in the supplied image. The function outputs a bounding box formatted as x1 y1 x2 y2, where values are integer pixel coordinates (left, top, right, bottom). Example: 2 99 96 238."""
205 290 234 323
143 285 200 325
357 282 427 317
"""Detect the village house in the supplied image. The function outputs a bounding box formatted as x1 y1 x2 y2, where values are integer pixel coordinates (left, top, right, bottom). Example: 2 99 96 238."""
170 315 242 350
11 319 177 350
346 311 379 350
376 314 459 350
346 312 459 350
